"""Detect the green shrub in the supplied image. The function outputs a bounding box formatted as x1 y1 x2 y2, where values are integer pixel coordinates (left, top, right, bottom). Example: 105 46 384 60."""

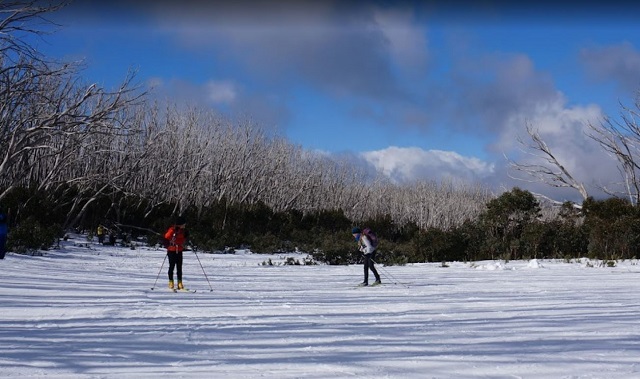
249 232 281 254
8 217 62 254
383 253 409 266
312 238 358 265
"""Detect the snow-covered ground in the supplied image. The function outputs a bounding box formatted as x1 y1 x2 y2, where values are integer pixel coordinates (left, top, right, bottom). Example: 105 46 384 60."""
1 234 640 378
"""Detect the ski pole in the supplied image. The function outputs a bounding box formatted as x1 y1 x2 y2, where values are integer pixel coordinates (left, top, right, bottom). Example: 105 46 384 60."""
151 252 168 290
193 249 214 292
372 258 409 288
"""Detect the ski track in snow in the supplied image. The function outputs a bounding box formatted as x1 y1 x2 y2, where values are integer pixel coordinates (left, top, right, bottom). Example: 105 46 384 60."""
1 234 640 378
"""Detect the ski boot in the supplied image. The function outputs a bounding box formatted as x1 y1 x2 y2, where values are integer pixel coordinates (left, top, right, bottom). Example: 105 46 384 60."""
177 281 184 290
168 280 175 290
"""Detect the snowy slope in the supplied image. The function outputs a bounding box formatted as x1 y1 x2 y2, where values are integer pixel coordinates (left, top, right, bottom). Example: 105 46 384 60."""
1 234 640 378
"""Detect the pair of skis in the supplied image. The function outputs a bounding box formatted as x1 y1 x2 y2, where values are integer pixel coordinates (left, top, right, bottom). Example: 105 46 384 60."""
149 286 197 293
171 287 196 293
357 282 382 288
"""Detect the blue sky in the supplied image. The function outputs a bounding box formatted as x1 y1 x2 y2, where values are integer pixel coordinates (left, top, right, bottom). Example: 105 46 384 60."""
31 0 640 202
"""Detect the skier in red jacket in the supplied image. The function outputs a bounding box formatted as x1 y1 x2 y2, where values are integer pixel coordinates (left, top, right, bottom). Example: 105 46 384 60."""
164 216 189 290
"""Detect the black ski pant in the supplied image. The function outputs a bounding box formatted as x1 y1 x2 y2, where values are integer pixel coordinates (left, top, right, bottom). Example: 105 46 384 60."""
363 251 380 284
167 251 183 282
0 234 5 259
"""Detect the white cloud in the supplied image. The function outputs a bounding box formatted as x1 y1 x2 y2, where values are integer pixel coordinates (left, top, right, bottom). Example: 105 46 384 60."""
505 100 605 167
373 7 429 71
362 146 494 184
496 95 623 201
205 80 237 105
449 49 621 201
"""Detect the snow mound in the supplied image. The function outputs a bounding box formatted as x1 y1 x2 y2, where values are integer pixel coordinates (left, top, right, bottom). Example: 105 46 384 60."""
474 261 509 270
527 259 544 269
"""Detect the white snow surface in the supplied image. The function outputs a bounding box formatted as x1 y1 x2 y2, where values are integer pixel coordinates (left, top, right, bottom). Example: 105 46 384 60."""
2 234 640 378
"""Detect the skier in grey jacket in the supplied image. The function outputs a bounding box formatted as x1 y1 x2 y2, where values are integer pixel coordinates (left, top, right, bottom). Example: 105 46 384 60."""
352 227 381 286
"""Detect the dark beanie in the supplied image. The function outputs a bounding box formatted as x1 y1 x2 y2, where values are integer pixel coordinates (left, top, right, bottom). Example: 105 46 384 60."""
351 227 361 234
176 216 186 225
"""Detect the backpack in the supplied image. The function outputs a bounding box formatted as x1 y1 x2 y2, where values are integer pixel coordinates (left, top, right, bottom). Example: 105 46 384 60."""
362 228 379 248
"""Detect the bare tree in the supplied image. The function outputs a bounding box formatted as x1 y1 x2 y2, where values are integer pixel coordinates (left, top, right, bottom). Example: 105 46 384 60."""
507 122 588 202
0 1 66 61
587 98 640 205
0 1 144 227
108 99 494 230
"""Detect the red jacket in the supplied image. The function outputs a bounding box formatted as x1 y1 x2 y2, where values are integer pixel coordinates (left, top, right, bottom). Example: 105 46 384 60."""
164 225 187 253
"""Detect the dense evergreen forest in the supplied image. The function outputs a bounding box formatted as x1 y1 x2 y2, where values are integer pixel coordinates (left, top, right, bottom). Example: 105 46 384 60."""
2 2 640 264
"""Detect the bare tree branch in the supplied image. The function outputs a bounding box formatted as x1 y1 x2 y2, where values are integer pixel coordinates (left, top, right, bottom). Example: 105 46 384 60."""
586 97 640 205
507 122 588 201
